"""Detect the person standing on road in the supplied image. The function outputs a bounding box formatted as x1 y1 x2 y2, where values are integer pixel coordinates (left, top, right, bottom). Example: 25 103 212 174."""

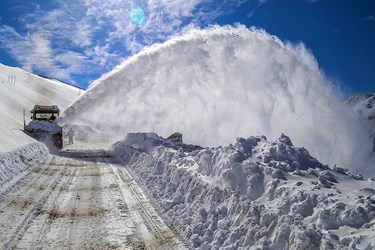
67 128 74 145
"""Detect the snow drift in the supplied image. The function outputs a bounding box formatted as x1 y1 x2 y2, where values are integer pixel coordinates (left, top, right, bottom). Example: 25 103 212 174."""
61 25 373 175
0 143 48 188
113 132 375 249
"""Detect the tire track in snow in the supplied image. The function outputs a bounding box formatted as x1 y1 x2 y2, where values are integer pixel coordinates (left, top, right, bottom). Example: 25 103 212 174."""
2 157 69 250
82 158 107 249
0 150 186 249
64 158 105 249
29 162 78 248
0 156 55 204
111 161 187 250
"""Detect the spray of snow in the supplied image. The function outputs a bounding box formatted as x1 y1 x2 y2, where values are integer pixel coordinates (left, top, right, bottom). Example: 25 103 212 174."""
61 25 373 175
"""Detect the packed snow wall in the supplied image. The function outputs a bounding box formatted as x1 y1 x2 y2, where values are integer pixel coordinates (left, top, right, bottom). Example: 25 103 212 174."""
61 25 373 175
0 143 49 187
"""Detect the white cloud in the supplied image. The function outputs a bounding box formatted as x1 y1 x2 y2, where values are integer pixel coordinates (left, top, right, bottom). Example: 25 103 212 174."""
72 21 93 47
161 0 202 17
85 44 120 68
0 24 95 83
363 15 375 22
26 32 54 70
306 0 320 3
0 27 53 73
0 0 267 84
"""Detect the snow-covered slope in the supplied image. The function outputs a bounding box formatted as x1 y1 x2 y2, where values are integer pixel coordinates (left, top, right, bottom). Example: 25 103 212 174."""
60 25 373 176
0 63 82 152
113 132 375 249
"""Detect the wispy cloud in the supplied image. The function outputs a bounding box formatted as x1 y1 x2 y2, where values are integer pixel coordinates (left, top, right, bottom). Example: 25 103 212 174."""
362 15 375 22
0 26 54 74
306 0 320 3
0 0 266 86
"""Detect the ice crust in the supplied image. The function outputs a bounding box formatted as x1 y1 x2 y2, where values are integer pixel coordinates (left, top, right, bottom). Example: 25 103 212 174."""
113 132 375 249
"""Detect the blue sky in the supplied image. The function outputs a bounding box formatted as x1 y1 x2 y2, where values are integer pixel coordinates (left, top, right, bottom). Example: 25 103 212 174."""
0 0 374 94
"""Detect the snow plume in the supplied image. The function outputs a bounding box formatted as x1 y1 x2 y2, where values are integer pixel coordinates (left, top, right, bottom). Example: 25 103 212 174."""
61 25 373 175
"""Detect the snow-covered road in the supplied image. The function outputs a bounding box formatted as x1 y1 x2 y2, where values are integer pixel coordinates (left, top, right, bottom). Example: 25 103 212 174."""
0 150 185 249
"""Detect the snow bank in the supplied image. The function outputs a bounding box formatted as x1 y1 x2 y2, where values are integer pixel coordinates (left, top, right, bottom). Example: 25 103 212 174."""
61 25 372 175
0 143 49 188
113 132 375 249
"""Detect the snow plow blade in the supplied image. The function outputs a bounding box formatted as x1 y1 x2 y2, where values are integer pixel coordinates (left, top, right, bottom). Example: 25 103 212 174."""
24 127 63 150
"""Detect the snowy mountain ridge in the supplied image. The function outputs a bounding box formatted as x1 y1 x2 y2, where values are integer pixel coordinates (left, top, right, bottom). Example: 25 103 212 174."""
113 132 375 249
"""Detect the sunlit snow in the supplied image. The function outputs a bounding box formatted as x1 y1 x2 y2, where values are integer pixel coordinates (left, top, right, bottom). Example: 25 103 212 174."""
61 25 373 176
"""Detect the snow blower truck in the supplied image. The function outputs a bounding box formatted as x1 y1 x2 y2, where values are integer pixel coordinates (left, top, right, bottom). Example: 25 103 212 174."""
24 105 63 149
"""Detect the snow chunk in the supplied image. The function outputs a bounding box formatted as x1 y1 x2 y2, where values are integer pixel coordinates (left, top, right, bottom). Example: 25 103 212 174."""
113 132 375 249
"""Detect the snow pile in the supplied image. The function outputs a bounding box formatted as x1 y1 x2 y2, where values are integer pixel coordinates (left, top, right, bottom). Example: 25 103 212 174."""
0 63 82 152
61 25 372 175
120 132 202 154
113 132 375 249
0 143 48 187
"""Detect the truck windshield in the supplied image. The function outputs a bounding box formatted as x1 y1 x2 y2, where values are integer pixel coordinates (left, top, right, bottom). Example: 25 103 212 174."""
35 113 56 120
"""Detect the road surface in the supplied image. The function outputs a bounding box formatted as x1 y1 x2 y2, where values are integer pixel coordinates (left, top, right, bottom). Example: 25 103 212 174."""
0 149 186 249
